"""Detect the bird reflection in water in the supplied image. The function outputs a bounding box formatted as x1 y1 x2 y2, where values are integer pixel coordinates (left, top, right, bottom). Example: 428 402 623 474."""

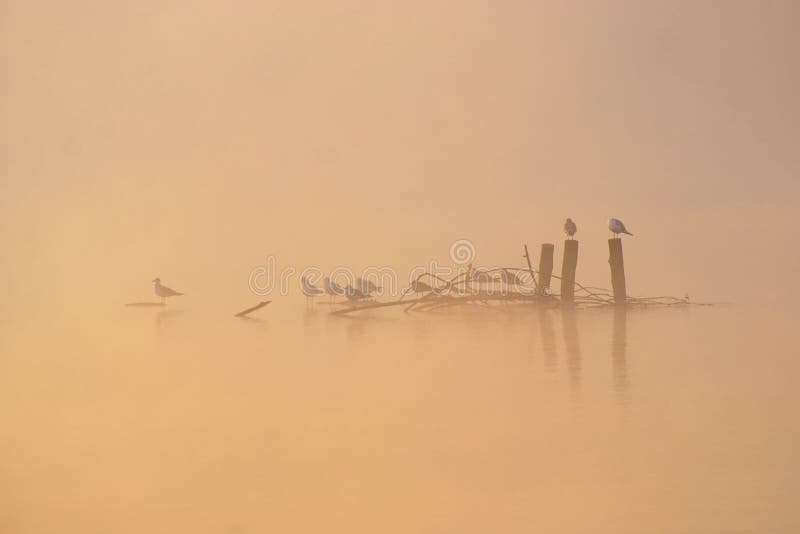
612 307 629 403
155 308 183 329
343 315 369 342
302 306 322 328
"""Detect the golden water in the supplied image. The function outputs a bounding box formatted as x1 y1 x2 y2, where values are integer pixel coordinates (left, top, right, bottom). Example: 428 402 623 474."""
2 303 797 533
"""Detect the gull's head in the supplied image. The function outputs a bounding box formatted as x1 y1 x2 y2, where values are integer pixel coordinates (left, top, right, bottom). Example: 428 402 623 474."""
152 278 160 284
566 218 573 223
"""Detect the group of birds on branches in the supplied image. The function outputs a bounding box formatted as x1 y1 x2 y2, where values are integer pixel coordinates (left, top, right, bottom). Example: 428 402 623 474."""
150 218 634 306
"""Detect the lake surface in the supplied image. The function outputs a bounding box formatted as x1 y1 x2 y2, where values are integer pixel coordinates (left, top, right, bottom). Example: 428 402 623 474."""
1 302 798 533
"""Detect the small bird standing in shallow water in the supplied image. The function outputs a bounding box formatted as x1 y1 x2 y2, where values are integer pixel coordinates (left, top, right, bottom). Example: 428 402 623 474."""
564 218 577 239
358 278 382 296
608 218 633 237
344 284 371 301
153 278 184 304
301 276 324 305
500 269 524 293
471 268 498 284
409 279 437 297
323 277 345 303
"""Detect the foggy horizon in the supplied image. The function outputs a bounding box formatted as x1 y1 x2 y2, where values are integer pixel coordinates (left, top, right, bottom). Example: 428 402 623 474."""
2 1 799 533
2 1 798 315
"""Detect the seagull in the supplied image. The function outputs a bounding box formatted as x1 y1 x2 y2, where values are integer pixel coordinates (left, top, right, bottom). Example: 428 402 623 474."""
469 268 498 294
408 279 437 298
358 277 382 296
152 278 184 303
608 218 633 237
500 269 524 293
344 284 371 301
323 276 345 303
301 276 324 305
471 268 498 284
564 218 577 239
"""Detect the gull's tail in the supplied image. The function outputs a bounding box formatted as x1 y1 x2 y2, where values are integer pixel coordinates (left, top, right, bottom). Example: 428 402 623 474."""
623 230 633 236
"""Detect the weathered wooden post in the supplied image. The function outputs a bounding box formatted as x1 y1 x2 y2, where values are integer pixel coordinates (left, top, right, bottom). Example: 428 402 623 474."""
537 243 554 295
608 238 626 305
560 240 579 304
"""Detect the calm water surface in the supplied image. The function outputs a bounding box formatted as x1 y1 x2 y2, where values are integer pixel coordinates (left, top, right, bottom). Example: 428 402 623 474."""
1 303 798 533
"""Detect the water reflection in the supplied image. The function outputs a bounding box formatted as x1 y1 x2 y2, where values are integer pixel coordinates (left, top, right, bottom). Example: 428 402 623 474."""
155 308 183 329
612 307 629 402
302 306 322 328
234 315 270 330
561 308 582 390
343 315 369 342
538 309 557 373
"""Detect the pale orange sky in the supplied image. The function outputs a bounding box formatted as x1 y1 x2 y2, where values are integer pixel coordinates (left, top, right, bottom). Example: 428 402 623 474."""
2 6 800 531
1 1 798 315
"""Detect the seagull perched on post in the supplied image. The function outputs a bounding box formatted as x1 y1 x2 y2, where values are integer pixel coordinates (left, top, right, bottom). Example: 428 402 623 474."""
564 218 577 239
301 276 324 305
323 276 345 303
152 278 184 304
608 218 633 237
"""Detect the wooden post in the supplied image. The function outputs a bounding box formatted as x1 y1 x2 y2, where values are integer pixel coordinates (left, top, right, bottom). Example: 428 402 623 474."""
608 238 626 305
560 240 579 304
537 243 554 295
523 244 538 291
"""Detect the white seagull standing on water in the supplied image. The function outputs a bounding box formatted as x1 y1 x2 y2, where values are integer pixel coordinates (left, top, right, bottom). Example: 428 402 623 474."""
344 284 371 302
152 278 184 303
608 218 633 237
471 268 498 284
358 277 381 296
500 269 524 291
323 276 345 303
564 218 577 239
301 276 324 305
408 279 437 298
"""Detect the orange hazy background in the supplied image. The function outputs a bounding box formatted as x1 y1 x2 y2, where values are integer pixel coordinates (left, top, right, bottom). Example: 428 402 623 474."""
2 4 800 533
1 0 798 314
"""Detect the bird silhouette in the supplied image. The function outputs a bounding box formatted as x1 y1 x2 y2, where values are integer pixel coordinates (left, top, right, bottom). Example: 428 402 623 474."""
358 277 382 296
301 276 324 305
408 279 438 297
608 218 633 237
344 284 371 301
500 269 524 293
323 276 345 303
564 218 577 239
152 278 184 304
